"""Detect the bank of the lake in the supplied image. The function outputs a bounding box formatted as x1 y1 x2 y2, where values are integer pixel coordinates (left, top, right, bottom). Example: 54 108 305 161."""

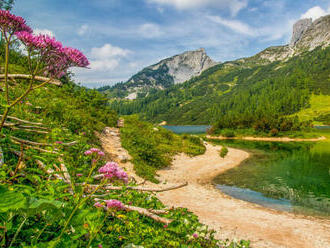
211 135 330 217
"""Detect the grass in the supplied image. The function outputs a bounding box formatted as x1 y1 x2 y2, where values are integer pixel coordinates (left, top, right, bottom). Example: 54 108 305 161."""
294 94 330 125
120 116 206 182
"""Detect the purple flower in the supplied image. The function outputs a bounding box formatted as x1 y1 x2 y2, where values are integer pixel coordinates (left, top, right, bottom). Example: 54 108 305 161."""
0 10 32 35
98 162 128 183
104 199 124 210
15 30 89 79
84 150 92 156
193 233 198 238
98 151 105 156
90 148 100 152
94 202 103 208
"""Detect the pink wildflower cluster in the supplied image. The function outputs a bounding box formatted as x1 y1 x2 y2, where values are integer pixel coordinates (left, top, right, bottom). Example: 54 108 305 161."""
0 10 32 35
98 162 128 183
104 199 124 210
15 31 89 78
0 10 89 78
84 148 105 157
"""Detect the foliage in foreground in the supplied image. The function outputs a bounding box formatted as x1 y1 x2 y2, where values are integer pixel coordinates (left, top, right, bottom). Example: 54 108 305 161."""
120 116 206 182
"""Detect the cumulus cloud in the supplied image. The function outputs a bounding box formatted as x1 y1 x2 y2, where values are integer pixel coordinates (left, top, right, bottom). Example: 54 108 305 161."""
147 0 247 16
300 6 329 20
77 24 89 36
138 23 164 38
34 28 55 37
89 43 132 71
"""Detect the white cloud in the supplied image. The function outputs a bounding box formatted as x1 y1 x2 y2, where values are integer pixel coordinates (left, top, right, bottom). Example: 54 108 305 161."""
207 15 256 36
138 23 164 38
34 28 55 37
91 43 131 60
89 59 119 71
300 6 329 21
147 0 247 16
87 43 132 72
77 24 89 36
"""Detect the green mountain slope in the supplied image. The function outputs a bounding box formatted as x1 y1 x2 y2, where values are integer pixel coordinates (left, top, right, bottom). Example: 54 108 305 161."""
110 46 330 127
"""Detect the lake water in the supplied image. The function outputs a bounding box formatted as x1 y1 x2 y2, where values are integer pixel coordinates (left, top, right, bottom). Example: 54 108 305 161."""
212 132 330 217
163 125 210 134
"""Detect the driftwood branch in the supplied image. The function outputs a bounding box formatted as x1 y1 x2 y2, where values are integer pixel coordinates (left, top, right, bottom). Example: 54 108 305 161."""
124 205 172 224
10 127 49 134
86 182 188 193
36 160 65 181
94 198 172 225
10 136 77 147
0 74 62 86
0 115 44 126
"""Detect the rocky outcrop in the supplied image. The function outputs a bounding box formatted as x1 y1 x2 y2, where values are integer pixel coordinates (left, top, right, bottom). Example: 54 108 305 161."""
290 18 312 47
117 48 218 99
241 15 330 64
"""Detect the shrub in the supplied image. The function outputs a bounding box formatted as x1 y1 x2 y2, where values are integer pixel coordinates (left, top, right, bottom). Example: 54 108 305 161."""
220 146 229 158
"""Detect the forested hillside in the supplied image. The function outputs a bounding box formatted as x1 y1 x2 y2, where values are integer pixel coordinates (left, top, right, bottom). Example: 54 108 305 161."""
110 46 330 130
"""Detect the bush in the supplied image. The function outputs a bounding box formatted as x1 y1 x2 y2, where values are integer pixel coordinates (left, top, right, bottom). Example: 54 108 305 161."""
220 146 229 158
222 129 235 138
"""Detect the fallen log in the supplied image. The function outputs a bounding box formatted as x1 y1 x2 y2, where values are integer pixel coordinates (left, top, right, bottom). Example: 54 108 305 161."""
0 74 62 86
0 115 44 126
94 198 172 225
85 182 188 193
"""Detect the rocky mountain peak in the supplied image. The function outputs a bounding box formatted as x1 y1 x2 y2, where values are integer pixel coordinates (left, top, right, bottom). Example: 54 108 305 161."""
119 48 218 99
290 18 312 47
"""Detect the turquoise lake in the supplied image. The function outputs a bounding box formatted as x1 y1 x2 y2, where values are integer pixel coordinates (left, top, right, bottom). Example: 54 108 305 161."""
212 136 330 217
166 126 330 217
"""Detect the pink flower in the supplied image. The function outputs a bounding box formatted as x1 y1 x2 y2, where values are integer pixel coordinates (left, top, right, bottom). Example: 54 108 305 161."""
84 150 92 156
94 202 103 208
0 10 32 35
98 162 128 182
98 245 103 248
90 148 100 152
163 224 168 228
104 199 124 210
55 141 63 144
193 233 198 238
76 173 83 177
15 30 89 79
98 151 105 156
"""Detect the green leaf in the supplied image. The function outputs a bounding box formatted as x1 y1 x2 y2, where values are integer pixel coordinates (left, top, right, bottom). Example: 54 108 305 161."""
0 185 27 212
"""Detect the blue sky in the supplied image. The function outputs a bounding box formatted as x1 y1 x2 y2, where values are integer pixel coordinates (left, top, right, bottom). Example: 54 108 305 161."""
14 0 330 88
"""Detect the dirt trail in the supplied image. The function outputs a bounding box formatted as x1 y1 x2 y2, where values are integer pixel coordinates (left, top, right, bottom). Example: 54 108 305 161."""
100 128 330 248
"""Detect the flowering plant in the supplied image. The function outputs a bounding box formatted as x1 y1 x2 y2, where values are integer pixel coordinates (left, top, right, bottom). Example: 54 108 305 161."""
0 10 89 132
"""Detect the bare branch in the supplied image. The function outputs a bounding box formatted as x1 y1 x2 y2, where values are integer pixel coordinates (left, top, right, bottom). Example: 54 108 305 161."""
124 205 172 224
0 115 44 126
94 198 172 225
86 182 188 193
0 74 62 86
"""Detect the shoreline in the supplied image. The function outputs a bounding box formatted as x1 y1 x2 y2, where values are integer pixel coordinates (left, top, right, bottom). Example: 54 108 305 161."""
206 135 326 142
100 129 330 248
155 143 330 248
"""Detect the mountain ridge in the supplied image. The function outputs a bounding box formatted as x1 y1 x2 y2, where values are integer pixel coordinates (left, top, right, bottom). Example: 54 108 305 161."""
109 14 330 127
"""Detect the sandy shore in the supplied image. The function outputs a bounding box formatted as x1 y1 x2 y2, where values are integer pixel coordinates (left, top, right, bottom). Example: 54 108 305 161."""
100 128 330 248
206 135 326 142
156 143 330 248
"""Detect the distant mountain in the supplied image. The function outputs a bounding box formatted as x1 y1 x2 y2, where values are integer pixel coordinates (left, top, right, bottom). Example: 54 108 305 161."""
238 15 330 65
103 48 218 99
109 15 330 127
